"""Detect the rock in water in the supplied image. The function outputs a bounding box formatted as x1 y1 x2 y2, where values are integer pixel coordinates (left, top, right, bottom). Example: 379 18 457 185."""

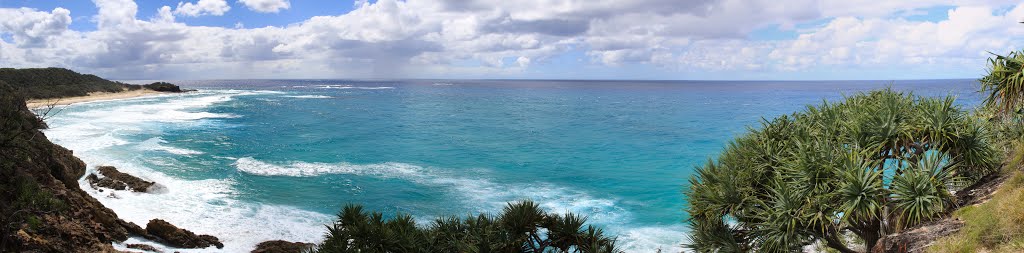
86 166 155 192
127 243 162 252
145 219 224 249
252 240 315 253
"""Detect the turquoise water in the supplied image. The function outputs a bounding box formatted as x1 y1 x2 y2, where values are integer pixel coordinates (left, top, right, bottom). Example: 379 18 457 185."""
42 79 982 252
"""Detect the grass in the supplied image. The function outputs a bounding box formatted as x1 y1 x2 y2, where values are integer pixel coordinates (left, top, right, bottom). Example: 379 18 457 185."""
928 143 1024 253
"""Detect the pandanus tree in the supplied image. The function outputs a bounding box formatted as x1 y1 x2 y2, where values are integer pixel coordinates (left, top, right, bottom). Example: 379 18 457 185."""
981 50 1024 116
685 89 999 253
314 200 621 253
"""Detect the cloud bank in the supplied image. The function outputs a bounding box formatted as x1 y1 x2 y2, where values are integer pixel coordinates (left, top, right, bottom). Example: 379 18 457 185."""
0 0 1022 79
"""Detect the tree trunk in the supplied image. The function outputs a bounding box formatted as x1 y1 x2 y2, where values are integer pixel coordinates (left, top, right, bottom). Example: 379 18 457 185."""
823 235 860 253
863 218 882 252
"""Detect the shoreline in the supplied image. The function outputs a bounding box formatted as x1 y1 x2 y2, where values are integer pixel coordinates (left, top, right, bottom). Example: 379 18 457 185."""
25 89 165 109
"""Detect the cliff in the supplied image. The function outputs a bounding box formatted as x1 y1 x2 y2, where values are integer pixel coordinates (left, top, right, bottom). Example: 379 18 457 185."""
0 80 142 252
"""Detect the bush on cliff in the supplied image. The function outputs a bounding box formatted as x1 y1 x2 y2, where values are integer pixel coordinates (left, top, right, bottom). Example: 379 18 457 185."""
314 200 621 253
684 88 999 253
0 68 128 99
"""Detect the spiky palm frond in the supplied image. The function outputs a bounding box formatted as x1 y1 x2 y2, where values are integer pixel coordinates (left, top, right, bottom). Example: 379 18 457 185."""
685 217 746 253
889 153 955 231
981 50 1024 115
314 202 621 253
685 88 998 253
837 154 885 227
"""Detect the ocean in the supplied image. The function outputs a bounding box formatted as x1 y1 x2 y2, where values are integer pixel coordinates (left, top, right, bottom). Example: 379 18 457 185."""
41 79 984 252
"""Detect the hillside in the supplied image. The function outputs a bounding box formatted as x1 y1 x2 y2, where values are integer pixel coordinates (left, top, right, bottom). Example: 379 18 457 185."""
0 68 188 100
0 68 130 99
0 79 140 251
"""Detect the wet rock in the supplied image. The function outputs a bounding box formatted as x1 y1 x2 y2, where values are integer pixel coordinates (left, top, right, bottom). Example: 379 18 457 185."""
86 166 155 192
127 243 162 252
251 240 315 253
145 219 223 249
87 173 126 191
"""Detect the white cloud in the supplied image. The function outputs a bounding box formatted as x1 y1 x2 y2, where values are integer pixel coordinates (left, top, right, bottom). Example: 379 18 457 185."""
0 7 71 47
0 0 1023 79
174 0 231 17
238 0 290 13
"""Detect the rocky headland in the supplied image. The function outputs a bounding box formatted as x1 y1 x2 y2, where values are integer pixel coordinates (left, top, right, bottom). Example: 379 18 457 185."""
0 71 312 252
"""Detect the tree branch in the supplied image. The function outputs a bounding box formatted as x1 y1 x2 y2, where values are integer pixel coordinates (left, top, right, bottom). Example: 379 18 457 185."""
823 234 860 253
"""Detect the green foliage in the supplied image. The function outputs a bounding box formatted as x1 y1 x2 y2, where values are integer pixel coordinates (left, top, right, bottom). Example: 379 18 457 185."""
314 200 621 253
685 88 999 253
142 82 184 92
0 68 130 99
980 50 1024 115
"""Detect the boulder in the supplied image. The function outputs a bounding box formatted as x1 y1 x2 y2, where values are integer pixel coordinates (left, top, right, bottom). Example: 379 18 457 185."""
251 240 315 253
86 166 155 192
145 219 223 249
127 243 161 252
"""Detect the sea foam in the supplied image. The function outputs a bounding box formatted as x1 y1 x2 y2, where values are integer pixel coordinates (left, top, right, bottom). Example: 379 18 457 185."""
45 90 331 252
283 95 333 99
234 157 686 251
44 88 686 252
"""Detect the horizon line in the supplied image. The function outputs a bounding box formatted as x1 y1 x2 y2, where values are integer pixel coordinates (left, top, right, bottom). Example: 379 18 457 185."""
114 77 981 82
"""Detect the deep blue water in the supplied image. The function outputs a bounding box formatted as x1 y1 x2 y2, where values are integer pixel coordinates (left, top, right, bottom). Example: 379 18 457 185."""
42 79 983 252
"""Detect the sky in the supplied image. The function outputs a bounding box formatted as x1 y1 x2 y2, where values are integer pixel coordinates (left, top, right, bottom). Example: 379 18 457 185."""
1 0 1023 80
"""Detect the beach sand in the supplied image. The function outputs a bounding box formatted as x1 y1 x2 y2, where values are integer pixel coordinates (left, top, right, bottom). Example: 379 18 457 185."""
26 89 164 109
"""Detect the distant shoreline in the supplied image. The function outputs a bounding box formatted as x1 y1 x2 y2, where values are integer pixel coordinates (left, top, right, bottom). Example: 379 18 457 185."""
25 89 165 109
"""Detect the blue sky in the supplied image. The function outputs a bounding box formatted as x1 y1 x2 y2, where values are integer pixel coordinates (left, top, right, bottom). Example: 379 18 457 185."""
1 0 1022 80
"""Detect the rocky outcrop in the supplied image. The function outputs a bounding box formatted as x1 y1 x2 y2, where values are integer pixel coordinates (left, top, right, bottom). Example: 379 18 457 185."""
870 173 1008 253
85 166 155 192
871 218 964 253
252 240 314 253
141 82 186 93
0 80 218 252
0 80 136 252
144 219 223 249
126 243 161 252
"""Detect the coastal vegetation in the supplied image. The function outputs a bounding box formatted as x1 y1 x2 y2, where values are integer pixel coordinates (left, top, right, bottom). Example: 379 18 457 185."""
0 68 187 99
684 89 999 252
0 68 128 99
980 50 1024 116
925 51 1024 252
314 200 621 253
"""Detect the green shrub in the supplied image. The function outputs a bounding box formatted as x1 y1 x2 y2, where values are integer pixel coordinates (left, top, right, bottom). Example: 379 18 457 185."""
314 200 621 253
685 88 999 253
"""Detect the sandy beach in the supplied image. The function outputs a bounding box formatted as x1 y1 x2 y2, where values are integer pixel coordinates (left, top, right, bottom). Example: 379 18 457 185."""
25 89 164 109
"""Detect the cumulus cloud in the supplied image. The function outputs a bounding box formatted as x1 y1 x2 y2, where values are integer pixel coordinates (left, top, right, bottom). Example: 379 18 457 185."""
0 0 1022 79
238 0 290 13
0 7 71 47
174 0 231 17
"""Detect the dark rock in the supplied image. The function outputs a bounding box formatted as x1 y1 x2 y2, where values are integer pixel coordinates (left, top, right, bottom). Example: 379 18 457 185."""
86 166 154 192
86 173 127 191
252 240 315 253
142 82 184 92
127 243 162 252
145 219 223 249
